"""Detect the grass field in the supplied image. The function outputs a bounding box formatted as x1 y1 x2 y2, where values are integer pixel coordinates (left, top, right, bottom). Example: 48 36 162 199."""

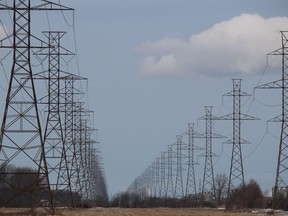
0 208 284 216
57 208 282 216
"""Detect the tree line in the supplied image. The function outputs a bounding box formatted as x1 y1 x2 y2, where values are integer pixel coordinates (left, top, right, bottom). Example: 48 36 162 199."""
111 175 288 211
0 164 84 208
0 164 41 207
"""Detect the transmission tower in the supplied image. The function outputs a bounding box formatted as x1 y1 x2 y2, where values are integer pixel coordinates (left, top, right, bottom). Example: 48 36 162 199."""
34 31 75 207
139 169 148 198
166 144 174 197
75 105 94 201
160 152 167 197
61 74 86 199
185 123 203 197
82 118 93 201
151 161 157 197
155 157 161 197
0 0 72 211
220 79 258 197
175 135 184 198
256 31 288 201
199 106 224 199
83 121 107 203
90 143 108 203
148 164 155 197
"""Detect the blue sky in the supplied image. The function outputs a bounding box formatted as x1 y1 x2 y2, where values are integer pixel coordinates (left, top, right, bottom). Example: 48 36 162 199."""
68 0 288 196
0 0 288 196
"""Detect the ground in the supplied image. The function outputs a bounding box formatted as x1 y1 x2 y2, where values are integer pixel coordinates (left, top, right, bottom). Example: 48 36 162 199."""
58 208 284 216
0 208 285 216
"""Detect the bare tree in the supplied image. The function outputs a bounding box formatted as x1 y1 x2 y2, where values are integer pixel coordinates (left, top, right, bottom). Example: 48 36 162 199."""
245 179 263 208
214 173 228 205
226 179 264 210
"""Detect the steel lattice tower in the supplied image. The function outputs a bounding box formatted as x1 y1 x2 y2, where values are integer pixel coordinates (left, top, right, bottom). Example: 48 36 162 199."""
84 122 95 201
72 101 85 197
160 152 167 197
90 142 108 203
256 31 288 200
75 105 93 200
62 74 86 199
36 31 74 207
147 164 154 197
175 135 184 198
0 0 72 210
166 144 174 197
199 106 224 199
152 161 157 197
155 157 160 197
185 123 203 197
220 79 258 197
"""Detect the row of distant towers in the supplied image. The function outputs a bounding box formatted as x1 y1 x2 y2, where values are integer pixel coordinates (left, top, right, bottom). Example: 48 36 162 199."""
127 31 288 203
127 80 257 199
0 0 107 214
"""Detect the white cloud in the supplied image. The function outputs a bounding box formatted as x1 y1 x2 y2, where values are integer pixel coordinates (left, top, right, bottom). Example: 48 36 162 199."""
137 14 288 77
141 54 177 75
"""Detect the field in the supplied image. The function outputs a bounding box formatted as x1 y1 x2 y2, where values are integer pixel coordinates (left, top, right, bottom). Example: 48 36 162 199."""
0 208 285 216
57 208 283 216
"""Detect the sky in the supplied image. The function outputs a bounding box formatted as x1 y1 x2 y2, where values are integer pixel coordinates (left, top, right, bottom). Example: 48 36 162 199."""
1 0 288 197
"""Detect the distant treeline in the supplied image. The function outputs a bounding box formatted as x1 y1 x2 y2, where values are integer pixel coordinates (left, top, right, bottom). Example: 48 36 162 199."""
0 164 43 207
111 179 288 210
0 164 83 208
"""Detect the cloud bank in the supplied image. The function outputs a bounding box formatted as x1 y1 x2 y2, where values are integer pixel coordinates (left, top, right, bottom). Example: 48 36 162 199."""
137 14 288 77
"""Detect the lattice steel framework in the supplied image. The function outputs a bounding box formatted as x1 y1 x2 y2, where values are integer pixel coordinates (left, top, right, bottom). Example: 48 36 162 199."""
143 165 154 198
62 74 86 200
199 106 224 199
90 146 108 203
256 31 288 200
166 144 174 197
84 122 106 202
35 31 74 207
138 168 147 198
84 122 96 201
0 0 72 211
151 161 156 197
76 106 92 200
127 165 153 199
160 152 167 197
155 157 160 197
147 164 154 197
175 135 184 198
220 79 258 197
185 123 203 197
72 101 85 197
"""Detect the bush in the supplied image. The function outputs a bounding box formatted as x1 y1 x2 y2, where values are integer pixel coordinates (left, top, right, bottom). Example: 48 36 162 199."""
226 179 264 210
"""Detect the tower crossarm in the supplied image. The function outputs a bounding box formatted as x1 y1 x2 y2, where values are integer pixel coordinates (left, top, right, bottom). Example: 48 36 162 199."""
223 138 251 145
0 0 73 49
268 114 285 123
219 113 259 121
224 90 250 97
200 133 226 139
255 80 282 89
0 0 74 11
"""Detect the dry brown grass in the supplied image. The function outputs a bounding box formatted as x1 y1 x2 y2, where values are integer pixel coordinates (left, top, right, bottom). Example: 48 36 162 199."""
0 207 49 216
57 208 279 216
0 208 283 216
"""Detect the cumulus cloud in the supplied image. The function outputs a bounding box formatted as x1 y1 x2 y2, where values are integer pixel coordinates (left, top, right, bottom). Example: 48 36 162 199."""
137 14 288 77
